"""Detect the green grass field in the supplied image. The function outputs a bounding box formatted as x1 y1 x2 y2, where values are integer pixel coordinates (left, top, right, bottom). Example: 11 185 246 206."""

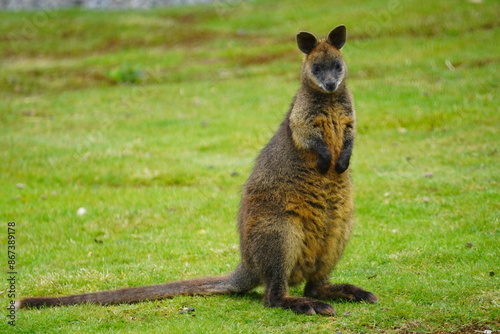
1 0 499 332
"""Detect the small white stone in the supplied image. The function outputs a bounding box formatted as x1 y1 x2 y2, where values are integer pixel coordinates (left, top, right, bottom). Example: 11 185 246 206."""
77 207 87 216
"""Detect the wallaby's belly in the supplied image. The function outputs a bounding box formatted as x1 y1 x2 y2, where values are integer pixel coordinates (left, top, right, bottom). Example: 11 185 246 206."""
285 174 354 286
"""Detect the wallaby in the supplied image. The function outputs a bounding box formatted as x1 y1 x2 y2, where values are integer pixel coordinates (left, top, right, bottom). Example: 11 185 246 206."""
18 25 377 316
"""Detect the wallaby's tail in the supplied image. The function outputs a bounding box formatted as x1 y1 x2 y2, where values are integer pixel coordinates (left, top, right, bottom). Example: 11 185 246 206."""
17 265 259 309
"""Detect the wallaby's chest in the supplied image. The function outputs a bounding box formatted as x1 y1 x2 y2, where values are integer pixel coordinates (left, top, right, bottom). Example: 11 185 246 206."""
315 107 349 159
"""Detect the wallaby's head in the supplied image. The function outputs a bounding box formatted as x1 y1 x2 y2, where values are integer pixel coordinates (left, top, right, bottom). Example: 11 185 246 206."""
296 25 347 93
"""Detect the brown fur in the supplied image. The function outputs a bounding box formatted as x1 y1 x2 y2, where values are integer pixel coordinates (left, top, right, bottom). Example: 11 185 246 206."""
17 25 376 316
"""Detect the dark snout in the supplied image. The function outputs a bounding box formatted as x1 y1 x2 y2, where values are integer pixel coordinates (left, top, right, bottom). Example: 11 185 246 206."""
324 81 338 92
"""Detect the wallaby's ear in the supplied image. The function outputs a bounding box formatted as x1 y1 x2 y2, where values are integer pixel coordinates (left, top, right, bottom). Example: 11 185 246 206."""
327 25 347 50
296 31 318 54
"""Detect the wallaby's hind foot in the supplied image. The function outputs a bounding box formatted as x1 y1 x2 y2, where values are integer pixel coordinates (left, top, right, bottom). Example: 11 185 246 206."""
305 282 378 304
265 296 335 316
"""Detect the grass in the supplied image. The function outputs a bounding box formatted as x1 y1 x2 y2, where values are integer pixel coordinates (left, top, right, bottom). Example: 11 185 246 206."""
1 0 499 332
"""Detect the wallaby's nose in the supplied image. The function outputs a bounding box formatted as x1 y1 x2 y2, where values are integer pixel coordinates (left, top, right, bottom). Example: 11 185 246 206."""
325 82 337 92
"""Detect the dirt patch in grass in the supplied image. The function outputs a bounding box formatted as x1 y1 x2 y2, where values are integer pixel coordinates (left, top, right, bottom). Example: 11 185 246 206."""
238 48 294 66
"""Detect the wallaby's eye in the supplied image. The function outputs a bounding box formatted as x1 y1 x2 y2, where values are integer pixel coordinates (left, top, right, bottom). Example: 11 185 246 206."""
312 64 321 75
334 62 342 71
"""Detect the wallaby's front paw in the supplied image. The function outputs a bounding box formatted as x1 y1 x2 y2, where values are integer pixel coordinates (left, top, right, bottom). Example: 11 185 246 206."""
334 148 351 174
317 150 332 174
334 159 349 174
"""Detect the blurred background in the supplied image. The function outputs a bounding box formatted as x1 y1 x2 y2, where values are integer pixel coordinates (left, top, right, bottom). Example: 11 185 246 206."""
1 0 215 10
